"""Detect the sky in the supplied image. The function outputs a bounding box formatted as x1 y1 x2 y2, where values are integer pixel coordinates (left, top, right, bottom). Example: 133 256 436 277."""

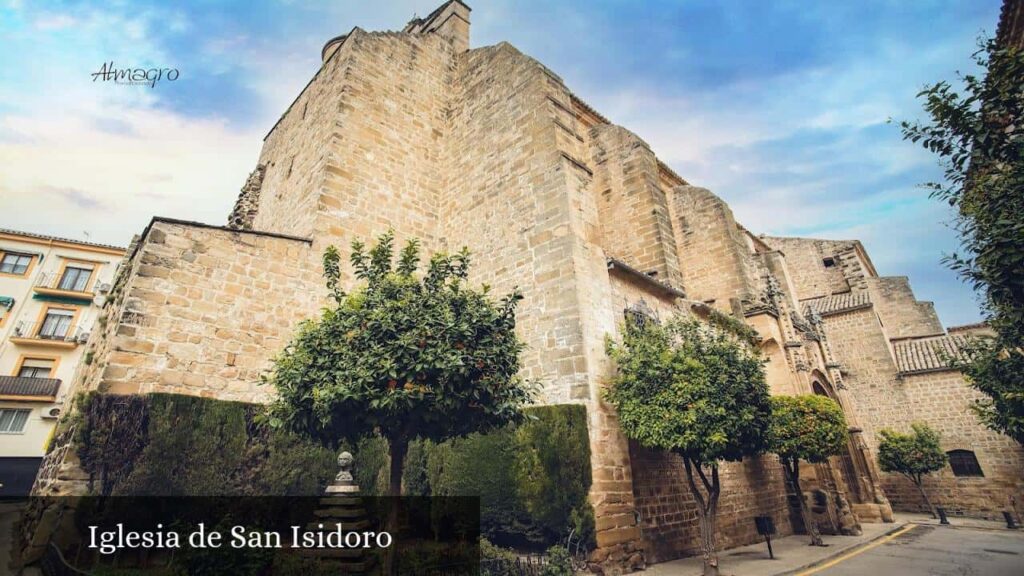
0 0 1003 326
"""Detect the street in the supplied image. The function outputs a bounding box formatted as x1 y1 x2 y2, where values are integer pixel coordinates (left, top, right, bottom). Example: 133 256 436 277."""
809 524 1024 576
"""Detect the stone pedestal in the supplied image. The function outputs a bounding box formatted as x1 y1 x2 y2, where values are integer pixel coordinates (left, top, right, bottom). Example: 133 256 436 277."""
301 451 377 574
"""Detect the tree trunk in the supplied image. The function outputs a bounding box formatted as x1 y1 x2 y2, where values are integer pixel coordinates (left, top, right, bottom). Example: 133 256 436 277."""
785 458 824 546
913 476 937 519
384 438 408 576
389 438 407 497
707 466 720 576
683 456 720 576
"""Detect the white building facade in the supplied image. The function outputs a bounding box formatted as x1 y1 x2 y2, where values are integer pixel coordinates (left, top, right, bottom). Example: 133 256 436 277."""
0 229 124 496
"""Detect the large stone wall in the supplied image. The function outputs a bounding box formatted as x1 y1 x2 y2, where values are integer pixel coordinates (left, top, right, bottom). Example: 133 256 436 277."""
440 42 586 402
312 30 454 255
76 219 322 403
251 32 348 239
819 307 902 455
629 445 795 564
671 186 758 309
820 305 1024 519
759 237 851 300
590 125 682 288
885 369 1024 518
254 29 455 255
866 276 944 339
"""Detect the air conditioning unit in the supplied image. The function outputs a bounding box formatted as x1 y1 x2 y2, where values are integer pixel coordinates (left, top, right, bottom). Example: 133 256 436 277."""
77 331 90 344
97 282 112 294
42 407 61 420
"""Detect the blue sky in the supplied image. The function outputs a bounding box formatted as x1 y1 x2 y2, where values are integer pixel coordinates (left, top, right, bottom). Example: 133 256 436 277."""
0 0 1002 326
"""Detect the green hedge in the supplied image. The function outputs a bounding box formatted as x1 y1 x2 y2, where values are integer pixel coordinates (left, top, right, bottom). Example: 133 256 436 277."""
353 404 595 550
74 394 594 549
76 393 336 496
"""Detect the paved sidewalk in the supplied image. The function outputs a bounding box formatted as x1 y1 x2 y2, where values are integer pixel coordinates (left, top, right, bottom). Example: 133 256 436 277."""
644 522 905 576
894 511 1021 531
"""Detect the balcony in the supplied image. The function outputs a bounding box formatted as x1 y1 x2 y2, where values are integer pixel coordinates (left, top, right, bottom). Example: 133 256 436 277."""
0 375 61 401
32 272 97 302
9 321 88 349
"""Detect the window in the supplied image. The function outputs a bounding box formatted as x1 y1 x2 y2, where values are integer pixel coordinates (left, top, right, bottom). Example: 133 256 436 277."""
948 450 984 477
17 358 55 379
822 257 836 268
0 408 31 434
39 309 74 340
0 252 33 275
624 301 657 329
58 265 93 292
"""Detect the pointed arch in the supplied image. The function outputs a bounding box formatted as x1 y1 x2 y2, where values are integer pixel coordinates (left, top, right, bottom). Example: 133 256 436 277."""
760 337 794 395
810 369 838 403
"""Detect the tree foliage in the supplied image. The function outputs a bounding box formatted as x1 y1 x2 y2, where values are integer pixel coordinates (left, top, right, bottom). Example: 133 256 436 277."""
899 38 1024 444
957 339 1024 445
769 395 848 465
768 394 848 545
605 315 770 576
877 423 948 516
877 423 948 481
605 317 770 462
267 231 534 477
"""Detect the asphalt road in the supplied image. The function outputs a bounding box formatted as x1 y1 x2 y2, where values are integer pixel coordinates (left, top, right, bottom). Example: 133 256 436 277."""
817 524 1024 576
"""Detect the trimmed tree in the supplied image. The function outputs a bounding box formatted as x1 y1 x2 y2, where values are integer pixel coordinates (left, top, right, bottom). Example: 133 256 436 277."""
266 232 534 571
605 316 770 576
768 395 848 546
877 423 948 518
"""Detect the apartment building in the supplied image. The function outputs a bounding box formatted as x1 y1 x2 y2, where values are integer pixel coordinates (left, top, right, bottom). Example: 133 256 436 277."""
0 229 124 496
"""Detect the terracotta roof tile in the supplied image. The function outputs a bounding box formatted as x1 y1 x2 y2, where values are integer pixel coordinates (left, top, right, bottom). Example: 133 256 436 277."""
892 335 972 375
802 292 871 317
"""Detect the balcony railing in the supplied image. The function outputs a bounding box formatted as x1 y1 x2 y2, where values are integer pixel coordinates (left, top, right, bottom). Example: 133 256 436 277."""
33 272 94 295
0 375 61 399
10 321 88 346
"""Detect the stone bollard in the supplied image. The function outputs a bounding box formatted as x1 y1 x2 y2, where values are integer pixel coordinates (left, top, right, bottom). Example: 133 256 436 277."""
1003 511 1018 530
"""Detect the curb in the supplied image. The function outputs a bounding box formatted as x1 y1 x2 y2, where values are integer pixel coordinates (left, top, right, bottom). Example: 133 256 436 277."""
904 520 1024 534
775 522 911 576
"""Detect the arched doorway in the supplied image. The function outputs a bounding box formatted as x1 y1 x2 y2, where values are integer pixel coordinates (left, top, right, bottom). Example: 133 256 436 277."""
810 374 864 503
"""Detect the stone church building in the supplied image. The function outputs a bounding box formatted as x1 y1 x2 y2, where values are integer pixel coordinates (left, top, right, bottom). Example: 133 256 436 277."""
33 0 1023 570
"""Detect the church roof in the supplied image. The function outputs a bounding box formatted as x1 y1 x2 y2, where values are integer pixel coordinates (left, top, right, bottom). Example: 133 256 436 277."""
892 334 972 375
801 291 871 317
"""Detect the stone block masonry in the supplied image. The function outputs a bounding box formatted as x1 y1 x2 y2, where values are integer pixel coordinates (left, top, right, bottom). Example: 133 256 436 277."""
74 218 323 403
629 445 795 564
785 236 1024 522
885 369 1024 519
32 1 1023 573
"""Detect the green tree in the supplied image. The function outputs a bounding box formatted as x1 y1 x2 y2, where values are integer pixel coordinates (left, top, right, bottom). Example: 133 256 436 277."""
605 316 770 576
266 232 534 572
957 340 1024 445
898 39 1024 444
877 423 948 518
768 395 848 546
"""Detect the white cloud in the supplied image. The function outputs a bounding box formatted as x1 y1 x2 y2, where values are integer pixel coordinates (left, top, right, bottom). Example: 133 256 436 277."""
0 2 262 247
0 106 261 246
32 12 76 30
